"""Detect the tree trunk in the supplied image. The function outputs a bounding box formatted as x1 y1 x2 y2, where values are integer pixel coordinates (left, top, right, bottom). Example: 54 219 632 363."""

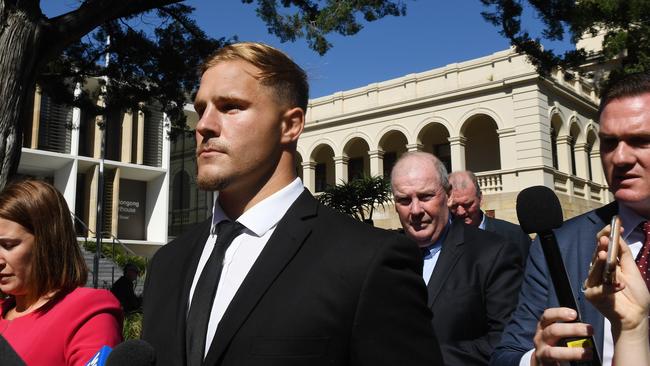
0 5 41 189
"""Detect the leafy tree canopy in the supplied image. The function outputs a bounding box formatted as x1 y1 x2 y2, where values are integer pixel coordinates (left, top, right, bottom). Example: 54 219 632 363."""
480 0 650 88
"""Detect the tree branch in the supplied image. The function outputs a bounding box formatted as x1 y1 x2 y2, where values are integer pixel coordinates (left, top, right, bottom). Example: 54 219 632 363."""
40 0 182 61
157 5 208 41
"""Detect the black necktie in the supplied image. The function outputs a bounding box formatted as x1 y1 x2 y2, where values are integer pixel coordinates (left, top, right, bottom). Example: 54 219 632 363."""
186 220 245 366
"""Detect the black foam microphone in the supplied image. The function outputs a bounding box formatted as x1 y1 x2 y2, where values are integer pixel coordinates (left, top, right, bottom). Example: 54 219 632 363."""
105 340 156 366
516 186 601 366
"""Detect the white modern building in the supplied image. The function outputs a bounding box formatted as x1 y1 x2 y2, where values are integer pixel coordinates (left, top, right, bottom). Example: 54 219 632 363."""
18 85 170 257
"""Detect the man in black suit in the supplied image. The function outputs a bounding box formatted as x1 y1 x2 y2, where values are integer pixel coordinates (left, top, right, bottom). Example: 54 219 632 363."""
447 170 531 260
111 263 141 313
142 42 442 366
391 152 523 365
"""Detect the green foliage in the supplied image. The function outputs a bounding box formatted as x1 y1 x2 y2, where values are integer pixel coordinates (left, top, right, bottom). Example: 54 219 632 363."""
82 240 147 275
246 0 407 55
40 4 227 135
480 0 650 88
318 175 392 222
122 311 144 340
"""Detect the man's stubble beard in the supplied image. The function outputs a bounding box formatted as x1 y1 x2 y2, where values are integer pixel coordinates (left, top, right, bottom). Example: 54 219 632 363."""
197 170 232 192
196 139 233 191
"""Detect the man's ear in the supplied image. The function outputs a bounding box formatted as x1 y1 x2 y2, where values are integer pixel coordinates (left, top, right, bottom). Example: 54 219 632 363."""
280 107 304 144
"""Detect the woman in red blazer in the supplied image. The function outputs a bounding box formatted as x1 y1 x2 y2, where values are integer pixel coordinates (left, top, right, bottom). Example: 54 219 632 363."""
0 180 122 365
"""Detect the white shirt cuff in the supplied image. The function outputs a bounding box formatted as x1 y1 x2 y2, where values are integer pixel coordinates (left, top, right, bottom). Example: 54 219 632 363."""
519 349 534 366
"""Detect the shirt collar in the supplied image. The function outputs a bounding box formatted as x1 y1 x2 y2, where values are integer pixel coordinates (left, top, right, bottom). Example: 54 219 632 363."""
618 202 647 242
210 178 304 237
423 216 452 252
478 210 487 230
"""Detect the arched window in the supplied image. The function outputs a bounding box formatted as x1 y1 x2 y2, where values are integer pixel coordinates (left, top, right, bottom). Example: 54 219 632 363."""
463 114 501 172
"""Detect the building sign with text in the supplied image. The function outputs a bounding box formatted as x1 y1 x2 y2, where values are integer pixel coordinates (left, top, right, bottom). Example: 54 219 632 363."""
118 179 146 240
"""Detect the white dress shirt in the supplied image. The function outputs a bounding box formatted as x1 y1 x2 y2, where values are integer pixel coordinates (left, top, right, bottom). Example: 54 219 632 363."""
519 202 644 366
187 178 304 356
422 218 451 285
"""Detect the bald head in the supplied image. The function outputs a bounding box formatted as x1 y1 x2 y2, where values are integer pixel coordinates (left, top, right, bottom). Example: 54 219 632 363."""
448 171 481 197
391 152 450 193
448 170 483 226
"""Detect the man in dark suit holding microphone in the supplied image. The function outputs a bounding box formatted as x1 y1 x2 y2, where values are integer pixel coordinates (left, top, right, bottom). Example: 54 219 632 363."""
142 42 442 366
492 73 650 366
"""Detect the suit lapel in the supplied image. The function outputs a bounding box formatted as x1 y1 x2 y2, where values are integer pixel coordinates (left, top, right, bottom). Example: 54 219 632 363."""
203 190 318 365
483 213 495 232
177 220 212 365
427 220 465 308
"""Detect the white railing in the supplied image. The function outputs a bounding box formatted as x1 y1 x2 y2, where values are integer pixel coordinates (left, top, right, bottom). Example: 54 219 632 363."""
552 170 608 203
476 171 503 193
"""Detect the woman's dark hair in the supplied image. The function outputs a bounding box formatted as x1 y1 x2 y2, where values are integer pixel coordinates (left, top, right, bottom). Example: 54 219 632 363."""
0 179 87 298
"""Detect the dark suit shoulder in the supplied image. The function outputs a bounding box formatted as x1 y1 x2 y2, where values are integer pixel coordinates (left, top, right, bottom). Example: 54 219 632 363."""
557 202 616 231
314 202 413 248
152 219 211 261
488 217 522 231
485 217 531 261
464 222 512 250
552 202 617 250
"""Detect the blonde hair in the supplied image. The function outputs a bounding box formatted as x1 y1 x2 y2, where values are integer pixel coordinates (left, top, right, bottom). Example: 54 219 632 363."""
201 42 309 111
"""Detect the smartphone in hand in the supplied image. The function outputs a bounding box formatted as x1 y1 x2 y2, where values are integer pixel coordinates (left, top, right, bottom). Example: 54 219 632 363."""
603 215 620 285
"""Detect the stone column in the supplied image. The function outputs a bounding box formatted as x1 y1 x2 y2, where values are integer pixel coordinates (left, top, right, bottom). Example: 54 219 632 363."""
92 95 107 159
30 85 42 148
406 143 423 152
368 150 385 177
120 111 134 163
136 107 145 165
590 149 605 185
574 142 590 179
334 156 349 184
301 161 317 193
87 166 99 237
496 127 517 170
70 83 82 156
556 135 573 174
111 168 121 237
448 136 467 171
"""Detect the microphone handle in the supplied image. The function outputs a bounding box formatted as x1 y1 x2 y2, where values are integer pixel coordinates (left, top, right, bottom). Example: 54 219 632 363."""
538 231 601 366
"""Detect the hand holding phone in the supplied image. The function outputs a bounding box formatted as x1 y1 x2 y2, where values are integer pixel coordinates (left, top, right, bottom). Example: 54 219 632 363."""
602 215 620 285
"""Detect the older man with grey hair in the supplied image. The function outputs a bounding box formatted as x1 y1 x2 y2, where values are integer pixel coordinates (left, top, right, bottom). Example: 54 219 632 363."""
391 152 523 366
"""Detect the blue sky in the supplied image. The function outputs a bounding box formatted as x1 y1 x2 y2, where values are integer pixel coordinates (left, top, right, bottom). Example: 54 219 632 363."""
42 1 573 98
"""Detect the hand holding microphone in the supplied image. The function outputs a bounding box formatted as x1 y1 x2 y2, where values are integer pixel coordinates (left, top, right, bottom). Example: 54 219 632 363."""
516 186 601 366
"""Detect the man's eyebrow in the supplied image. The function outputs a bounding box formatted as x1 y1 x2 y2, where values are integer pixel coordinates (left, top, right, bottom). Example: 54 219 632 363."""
599 131 650 139
193 95 249 111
